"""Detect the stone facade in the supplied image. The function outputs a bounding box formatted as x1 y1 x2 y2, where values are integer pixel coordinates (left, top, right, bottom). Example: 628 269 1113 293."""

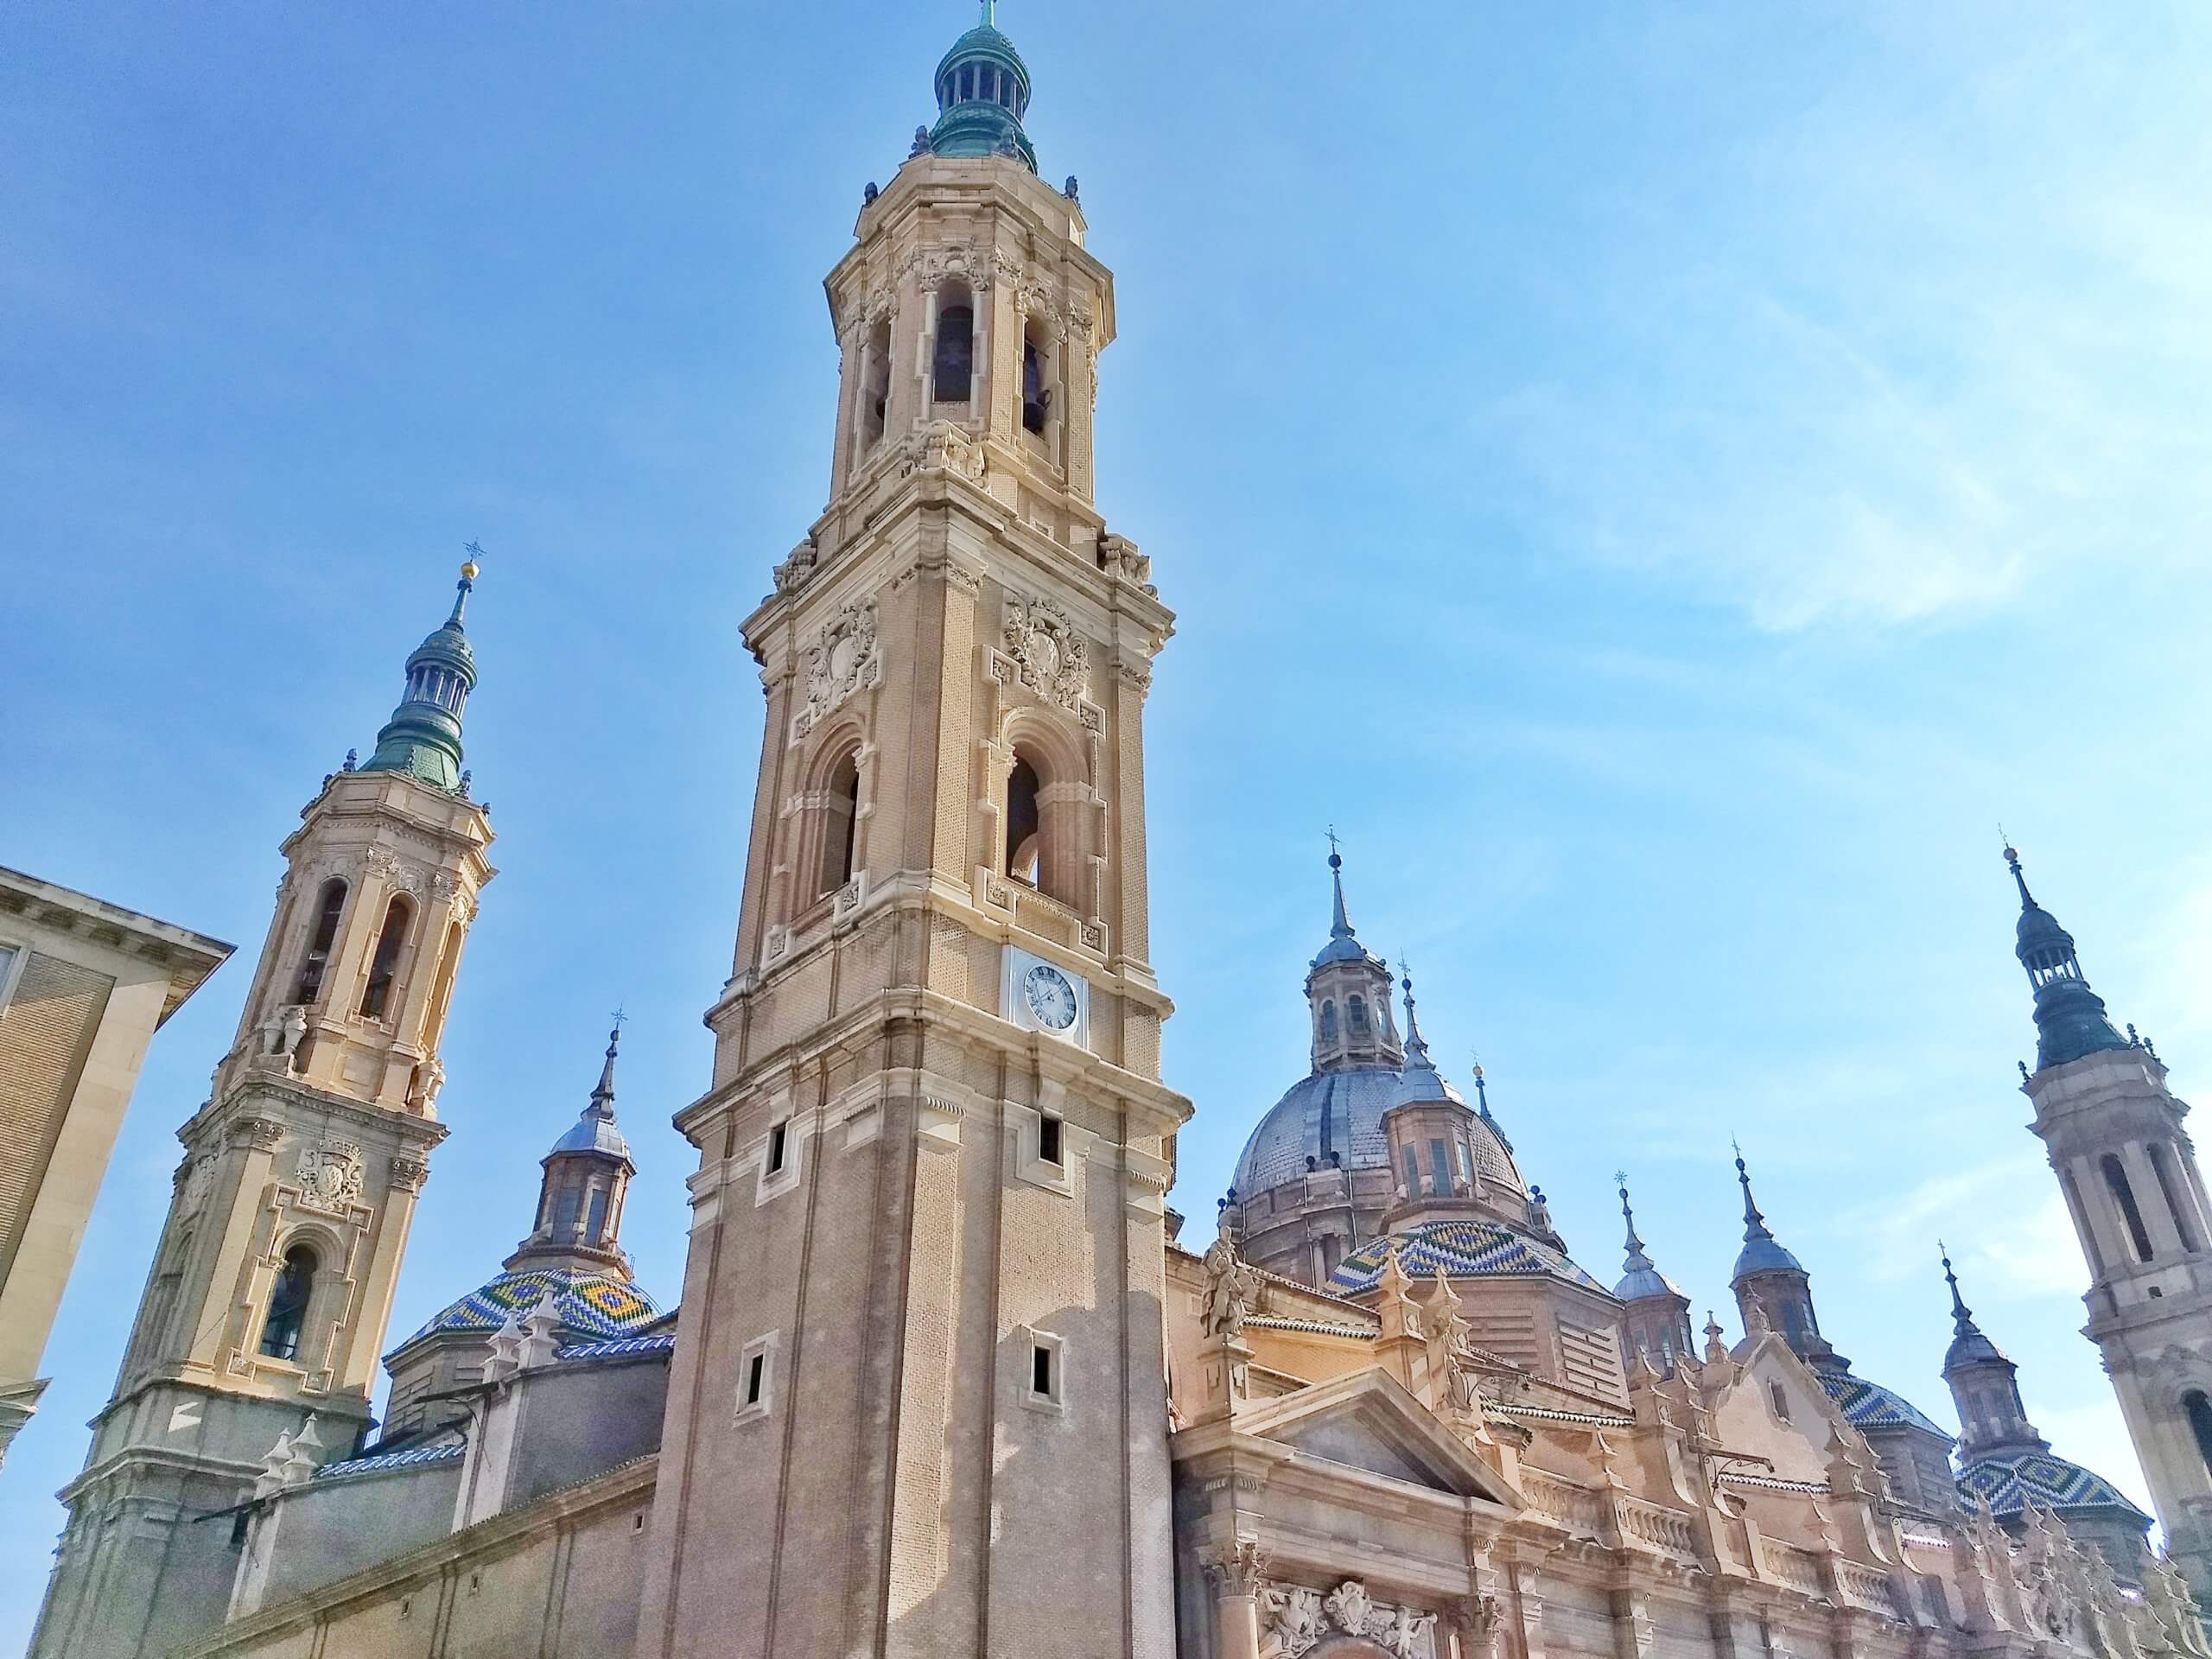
0 867 231 1464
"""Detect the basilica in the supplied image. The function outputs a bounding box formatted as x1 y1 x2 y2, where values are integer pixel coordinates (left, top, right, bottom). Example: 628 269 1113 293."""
29 14 2212 1659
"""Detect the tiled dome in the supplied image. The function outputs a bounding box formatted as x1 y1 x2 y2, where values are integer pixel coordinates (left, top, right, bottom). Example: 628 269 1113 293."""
1959 1449 2151 1522
395 1266 659 1351
1816 1370 1948 1439
1328 1219 1605 1296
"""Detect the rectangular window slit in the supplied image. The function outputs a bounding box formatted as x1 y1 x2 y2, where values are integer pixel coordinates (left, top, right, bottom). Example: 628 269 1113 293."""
1038 1115 1063 1166
1032 1344 1053 1396
766 1122 788 1174
746 1352 766 1407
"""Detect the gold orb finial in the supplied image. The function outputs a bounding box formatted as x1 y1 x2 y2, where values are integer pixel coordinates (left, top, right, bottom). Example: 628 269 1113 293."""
461 558 480 582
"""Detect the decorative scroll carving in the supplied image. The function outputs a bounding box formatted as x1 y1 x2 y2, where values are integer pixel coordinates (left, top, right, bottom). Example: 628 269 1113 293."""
1003 594 1089 711
363 846 427 899
902 242 996 295
798 598 881 733
295 1140 365 1212
897 420 986 482
388 1155 430 1192
1261 1579 1438 1659
775 539 820 595
236 1117 287 1152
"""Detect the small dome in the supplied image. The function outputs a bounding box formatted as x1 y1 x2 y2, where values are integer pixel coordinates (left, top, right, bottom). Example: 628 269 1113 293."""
392 1266 658 1353
1958 1449 2152 1522
934 23 1030 91
1732 1233 1805 1280
1816 1370 1949 1439
550 1111 631 1161
1310 935 1378 970
1329 1219 1605 1296
1614 1262 1685 1303
2016 900 2074 957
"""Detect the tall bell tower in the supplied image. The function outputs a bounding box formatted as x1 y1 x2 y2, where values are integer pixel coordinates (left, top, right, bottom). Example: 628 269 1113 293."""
635 15 1189 1658
31 561 496 1659
2003 846 2212 1602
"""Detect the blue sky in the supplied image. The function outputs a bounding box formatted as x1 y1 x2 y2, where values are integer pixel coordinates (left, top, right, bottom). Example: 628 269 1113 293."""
4 1 2209 1643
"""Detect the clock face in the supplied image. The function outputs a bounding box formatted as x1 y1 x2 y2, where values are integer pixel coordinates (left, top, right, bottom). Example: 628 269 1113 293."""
1022 963 1078 1031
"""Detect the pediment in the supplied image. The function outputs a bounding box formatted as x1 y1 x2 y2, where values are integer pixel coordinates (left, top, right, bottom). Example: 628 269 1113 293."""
1234 1367 1522 1509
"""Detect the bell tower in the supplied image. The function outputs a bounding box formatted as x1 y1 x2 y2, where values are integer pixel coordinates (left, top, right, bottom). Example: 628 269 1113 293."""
31 561 496 1659
635 15 1189 1658
2003 846 2212 1602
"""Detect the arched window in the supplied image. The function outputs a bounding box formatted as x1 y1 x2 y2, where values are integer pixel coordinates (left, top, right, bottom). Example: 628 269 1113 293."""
2150 1142 2200 1252
1348 995 1369 1035
259 1245 317 1361
2102 1153 2157 1261
1006 756 1042 886
862 317 891 448
1319 1001 1338 1046
358 896 412 1020
1021 328 1051 435
552 1182 584 1239
2187 1391 2212 1480
293 879 347 1003
933 292 975 404
819 749 861 896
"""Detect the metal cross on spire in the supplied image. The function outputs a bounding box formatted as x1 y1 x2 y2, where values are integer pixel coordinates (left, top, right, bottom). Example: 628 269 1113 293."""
463 540 487 563
1325 824 1342 859
610 1002 629 1033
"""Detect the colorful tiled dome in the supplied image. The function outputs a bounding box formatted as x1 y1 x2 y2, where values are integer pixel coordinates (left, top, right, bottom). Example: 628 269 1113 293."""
1959 1449 2151 1522
1817 1370 1949 1439
396 1266 659 1351
1329 1220 1605 1296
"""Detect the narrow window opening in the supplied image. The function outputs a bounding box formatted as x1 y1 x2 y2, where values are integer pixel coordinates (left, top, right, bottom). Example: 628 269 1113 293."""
959 64 975 100
1348 995 1369 1035
358 896 412 1019
258 1244 317 1361
1319 1001 1338 1046
2102 1154 2156 1261
862 318 892 448
1770 1381 1790 1421
820 749 861 896
1402 1146 1421 1196
932 300 974 404
745 1351 766 1408
585 1186 610 1243
1428 1138 1452 1194
294 879 348 1004
553 1183 584 1236
1021 332 1051 435
1038 1115 1063 1166
1005 756 1042 886
2188 1391 2212 1481
1032 1343 1053 1396
766 1122 789 1175
2150 1142 2199 1251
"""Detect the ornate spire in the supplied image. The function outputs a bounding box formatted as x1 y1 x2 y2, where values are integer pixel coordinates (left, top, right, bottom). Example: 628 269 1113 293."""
2004 844 2130 1073
1613 1173 1683 1304
1399 961 1433 1067
505 1011 637 1274
921 3 1038 172
1731 1144 1805 1281
1938 1243 2044 1451
360 551 482 793
1329 831 1354 940
1470 1055 1512 1151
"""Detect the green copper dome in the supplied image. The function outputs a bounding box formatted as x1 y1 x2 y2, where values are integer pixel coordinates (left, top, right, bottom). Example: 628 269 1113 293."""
360 557 480 792
925 6 1038 172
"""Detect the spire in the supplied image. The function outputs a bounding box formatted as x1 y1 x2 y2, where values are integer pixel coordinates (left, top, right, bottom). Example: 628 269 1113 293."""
1730 1144 1805 1281
921 3 1038 172
1330 830 1354 939
505 1010 637 1274
1612 1173 1684 1303
359 551 482 793
1308 836 1381 971
1938 1242 2044 1452
2003 844 2130 1073
1399 961 1433 1067
1470 1056 1512 1151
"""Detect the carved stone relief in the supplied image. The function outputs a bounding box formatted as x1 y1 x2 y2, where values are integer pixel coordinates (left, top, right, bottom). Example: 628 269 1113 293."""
295 1140 365 1213
896 421 986 482
1003 594 1089 711
795 598 881 738
364 846 429 899
1261 1578 1438 1659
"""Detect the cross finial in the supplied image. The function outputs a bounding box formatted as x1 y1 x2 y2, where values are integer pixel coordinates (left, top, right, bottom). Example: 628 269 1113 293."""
610 1003 629 1032
463 539 487 562
1325 824 1342 858
1614 1167 1629 1189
